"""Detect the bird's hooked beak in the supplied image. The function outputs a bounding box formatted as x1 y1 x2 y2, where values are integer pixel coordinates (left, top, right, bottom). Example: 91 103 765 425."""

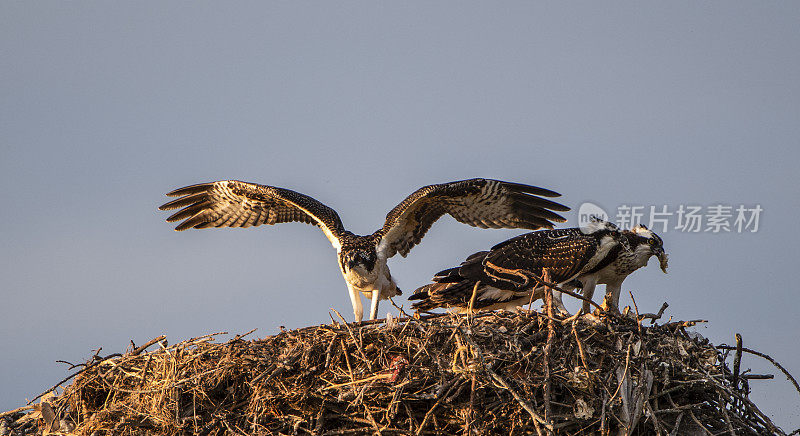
653 246 669 273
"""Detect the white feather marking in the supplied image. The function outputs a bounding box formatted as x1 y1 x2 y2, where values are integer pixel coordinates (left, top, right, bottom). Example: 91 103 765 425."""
375 236 391 258
461 297 532 313
476 287 517 301
580 218 615 234
322 227 342 251
633 244 655 268
632 225 654 239
583 235 618 271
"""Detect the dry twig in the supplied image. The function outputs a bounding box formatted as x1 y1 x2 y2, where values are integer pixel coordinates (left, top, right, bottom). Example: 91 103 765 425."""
1 310 793 435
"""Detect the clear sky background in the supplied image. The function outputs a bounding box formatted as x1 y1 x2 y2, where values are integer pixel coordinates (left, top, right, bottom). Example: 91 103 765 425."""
2 2 799 430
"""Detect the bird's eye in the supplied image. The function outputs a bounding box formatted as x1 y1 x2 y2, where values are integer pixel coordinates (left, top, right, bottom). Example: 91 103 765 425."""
649 239 656 245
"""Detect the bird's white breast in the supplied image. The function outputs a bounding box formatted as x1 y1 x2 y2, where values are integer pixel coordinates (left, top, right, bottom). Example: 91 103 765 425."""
340 257 392 292
595 245 652 282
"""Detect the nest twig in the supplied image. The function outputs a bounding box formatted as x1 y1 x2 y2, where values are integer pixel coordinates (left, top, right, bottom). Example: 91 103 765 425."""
2 309 797 435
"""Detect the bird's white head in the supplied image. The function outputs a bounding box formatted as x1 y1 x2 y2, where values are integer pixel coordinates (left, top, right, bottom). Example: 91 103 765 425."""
631 225 668 272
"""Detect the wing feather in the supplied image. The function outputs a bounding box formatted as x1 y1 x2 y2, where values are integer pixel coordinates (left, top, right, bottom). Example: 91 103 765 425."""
377 179 569 258
410 228 605 312
159 180 346 249
483 229 597 287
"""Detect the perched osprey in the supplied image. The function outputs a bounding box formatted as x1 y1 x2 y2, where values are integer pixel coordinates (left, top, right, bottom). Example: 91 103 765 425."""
158 179 569 321
409 218 624 314
551 224 668 315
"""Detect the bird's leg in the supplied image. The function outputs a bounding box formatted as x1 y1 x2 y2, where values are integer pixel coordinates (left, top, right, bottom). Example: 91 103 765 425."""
551 289 570 316
369 288 381 321
603 283 623 315
348 284 363 322
579 278 598 316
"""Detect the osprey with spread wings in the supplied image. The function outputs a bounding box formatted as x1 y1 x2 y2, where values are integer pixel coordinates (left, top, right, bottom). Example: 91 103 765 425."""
159 178 569 321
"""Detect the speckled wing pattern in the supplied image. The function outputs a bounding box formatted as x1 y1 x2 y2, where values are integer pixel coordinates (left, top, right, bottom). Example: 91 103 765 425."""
482 229 598 287
158 180 346 249
409 229 598 311
377 179 569 258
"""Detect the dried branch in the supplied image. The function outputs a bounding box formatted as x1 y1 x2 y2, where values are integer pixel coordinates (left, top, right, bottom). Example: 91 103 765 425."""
129 335 167 356
2 308 792 436
717 343 800 402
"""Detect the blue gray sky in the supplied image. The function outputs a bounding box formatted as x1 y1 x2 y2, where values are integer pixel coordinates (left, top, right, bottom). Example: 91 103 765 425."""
2 2 799 430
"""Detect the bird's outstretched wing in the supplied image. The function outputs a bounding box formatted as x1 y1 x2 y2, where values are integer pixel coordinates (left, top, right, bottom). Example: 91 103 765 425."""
158 180 346 250
377 179 569 258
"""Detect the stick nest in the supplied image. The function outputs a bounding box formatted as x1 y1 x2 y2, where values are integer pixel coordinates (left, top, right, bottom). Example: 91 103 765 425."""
4 311 796 435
